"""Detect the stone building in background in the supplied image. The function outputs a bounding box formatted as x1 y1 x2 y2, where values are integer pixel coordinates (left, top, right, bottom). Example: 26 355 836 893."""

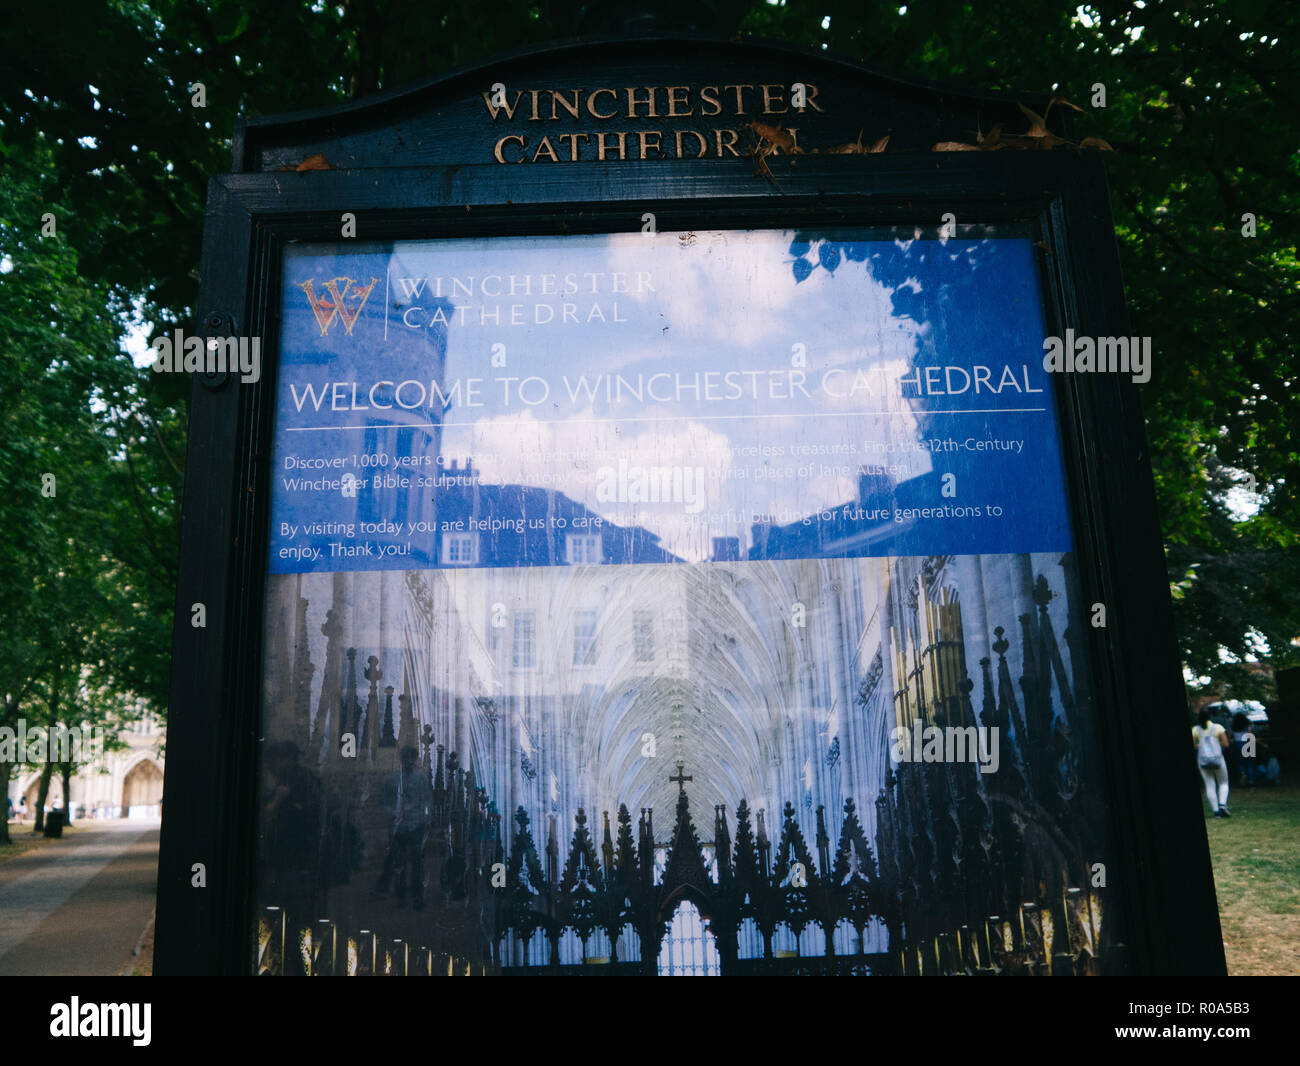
7 712 165 821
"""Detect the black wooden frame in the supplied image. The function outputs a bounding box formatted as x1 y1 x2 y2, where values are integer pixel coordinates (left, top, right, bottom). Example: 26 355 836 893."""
154 61 1224 977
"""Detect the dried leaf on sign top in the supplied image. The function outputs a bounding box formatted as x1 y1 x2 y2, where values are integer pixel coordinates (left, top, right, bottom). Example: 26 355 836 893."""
1020 96 1082 145
1017 101 1050 136
295 153 333 172
1050 96 1086 114
823 129 865 154
748 121 803 154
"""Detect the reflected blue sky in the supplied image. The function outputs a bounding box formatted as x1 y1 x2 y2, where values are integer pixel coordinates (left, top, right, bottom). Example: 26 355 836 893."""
271 231 1069 570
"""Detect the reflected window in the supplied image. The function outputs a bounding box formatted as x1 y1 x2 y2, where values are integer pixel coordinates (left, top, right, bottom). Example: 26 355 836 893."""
513 611 536 669
565 534 602 565
441 531 478 566
657 900 720 976
573 609 598 666
633 610 654 662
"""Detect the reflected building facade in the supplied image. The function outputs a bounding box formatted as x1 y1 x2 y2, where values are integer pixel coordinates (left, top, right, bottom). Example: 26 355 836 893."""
254 233 1119 976
258 460 1112 974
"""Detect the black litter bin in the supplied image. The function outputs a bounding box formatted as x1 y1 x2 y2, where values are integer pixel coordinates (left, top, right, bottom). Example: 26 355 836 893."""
44 810 64 838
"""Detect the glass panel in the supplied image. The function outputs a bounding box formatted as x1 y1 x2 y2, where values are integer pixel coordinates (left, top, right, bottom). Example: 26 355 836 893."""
573 609 598 665
254 227 1123 975
512 610 535 669
632 610 655 662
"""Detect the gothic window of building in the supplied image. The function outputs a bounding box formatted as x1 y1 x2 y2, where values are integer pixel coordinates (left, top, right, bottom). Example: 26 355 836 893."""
833 919 872 957
615 925 641 962
128 710 158 735
573 609 598 666
803 924 828 957
585 929 611 962
512 610 536 669
558 928 583 965
656 900 721 976
737 917 764 959
526 935 548 967
633 609 655 662
565 533 602 565
441 530 478 565
772 923 797 955
652 846 669 885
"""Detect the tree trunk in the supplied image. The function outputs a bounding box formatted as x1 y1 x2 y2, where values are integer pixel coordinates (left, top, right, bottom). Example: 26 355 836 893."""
33 758 54 833
36 671 61 833
1 694 18 844
61 760 73 827
0 759 11 845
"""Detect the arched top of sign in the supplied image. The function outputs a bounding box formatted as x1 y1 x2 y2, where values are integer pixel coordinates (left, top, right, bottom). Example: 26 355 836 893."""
235 33 1066 173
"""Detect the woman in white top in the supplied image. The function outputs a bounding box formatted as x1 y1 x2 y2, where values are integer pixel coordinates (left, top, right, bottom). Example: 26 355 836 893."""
1193 709 1231 818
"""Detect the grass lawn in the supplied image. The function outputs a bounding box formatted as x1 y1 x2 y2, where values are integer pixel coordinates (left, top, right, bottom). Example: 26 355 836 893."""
0 827 60 866
1202 782 1300 976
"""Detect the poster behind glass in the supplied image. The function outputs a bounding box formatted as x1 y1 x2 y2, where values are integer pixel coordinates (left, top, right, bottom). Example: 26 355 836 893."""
254 227 1123 975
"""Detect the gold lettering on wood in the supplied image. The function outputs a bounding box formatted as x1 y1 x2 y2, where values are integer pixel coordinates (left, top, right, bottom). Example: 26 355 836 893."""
587 88 619 119
557 132 590 161
482 80 829 161
483 89 524 121
761 83 787 114
532 135 560 162
494 134 526 162
625 86 658 119
638 130 664 159
675 129 708 158
595 131 628 161
722 84 755 114
714 127 741 157
550 89 581 121
666 86 693 118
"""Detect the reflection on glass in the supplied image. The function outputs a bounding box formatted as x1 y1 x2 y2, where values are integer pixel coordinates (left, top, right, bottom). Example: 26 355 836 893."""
254 228 1126 975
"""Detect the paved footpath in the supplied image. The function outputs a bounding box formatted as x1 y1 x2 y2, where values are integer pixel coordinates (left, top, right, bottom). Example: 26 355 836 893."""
0 821 159 976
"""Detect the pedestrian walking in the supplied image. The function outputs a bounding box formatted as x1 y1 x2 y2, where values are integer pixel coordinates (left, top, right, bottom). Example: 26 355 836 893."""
1193 708 1231 817
374 746 431 909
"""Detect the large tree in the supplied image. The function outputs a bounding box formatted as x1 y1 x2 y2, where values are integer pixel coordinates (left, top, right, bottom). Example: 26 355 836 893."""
743 0 1300 695
0 144 121 835
1 0 1295 709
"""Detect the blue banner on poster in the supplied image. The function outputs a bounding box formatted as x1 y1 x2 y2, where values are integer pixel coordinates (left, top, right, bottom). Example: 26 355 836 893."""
267 231 1072 574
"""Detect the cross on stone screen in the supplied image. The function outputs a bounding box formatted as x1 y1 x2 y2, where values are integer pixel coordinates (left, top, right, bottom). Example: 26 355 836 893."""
253 228 1123 975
